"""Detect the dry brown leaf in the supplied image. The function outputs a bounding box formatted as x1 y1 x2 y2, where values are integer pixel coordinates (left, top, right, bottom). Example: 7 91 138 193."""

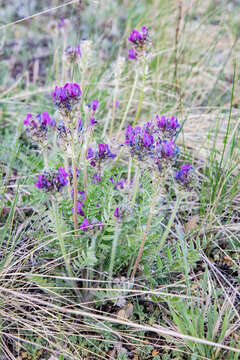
117 302 133 320
223 256 233 266
184 215 199 233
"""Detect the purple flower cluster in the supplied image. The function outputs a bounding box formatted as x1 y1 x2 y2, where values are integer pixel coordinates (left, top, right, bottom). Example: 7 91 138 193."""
88 99 99 112
113 205 127 221
128 26 150 60
52 83 82 113
86 143 116 167
65 45 81 63
156 114 180 138
125 120 182 172
92 172 102 184
35 167 69 193
80 218 93 232
23 112 55 144
80 218 102 232
154 140 180 171
109 175 126 190
72 191 86 216
155 139 180 159
125 123 154 159
76 200 85 216
175 163 193 185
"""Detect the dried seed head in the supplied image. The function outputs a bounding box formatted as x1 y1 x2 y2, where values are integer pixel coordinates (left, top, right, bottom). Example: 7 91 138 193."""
114 56 125 78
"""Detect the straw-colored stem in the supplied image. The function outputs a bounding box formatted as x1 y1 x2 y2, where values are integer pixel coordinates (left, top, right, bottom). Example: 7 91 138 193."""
52 199 72 278
131 166 140 208
155 194 182 255
43 149 48 171
116 70 139 139
127 156 132 186
71 143 78 232
83 159 88 199
109 82 119 138
133 62 147 127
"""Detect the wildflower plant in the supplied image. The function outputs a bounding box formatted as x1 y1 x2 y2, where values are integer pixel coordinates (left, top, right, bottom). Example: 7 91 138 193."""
23 23 195 286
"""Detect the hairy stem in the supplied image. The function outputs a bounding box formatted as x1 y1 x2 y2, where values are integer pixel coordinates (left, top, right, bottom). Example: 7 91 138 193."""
109 81 119 138
116 70 139 139
52 199 72 278
43 148 48 171
173 0 182 88
127 156 132 186
131 166 140 208
109 225 121 279
64 155 71 200
71 143 78 232
130 192 157 280
133 62 147 127
155 195 182 255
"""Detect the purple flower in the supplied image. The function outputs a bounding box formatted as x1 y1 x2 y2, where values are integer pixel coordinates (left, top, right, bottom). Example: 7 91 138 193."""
113 206 126 220
58 167 69 186
89 99 99 112
175 163 193 184
65 45 81 63
127 26 150 60
125 123 155 159
156 139 180 159
23 113 33 125
89 117 97 126
86 148 94 160
35 166 69 193
114 207 120 218
58 17 65 29
76 201 85 216
24 112 55 128
128 48 138 60
156 114 180 137
78 119 83 132
115 100 119 108
86 143 116 167
23 112 55 144
128 29 144 43
52 83 82 112
35 174 51 190
80 218 92 232
109 175 126 190
92 173 101 184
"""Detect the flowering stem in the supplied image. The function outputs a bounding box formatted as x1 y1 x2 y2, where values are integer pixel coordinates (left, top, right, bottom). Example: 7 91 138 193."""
130 191 157 280
155 194 182 256
71 143 78 232
64 155 71 200
52 199 73 278
127 156 132 186
43 149 49 171
131 166 140 208
80 64 86 94
83 158 88 199
116 70 139 139
109 81 119 138
133 62 147 127
109 225 121 279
